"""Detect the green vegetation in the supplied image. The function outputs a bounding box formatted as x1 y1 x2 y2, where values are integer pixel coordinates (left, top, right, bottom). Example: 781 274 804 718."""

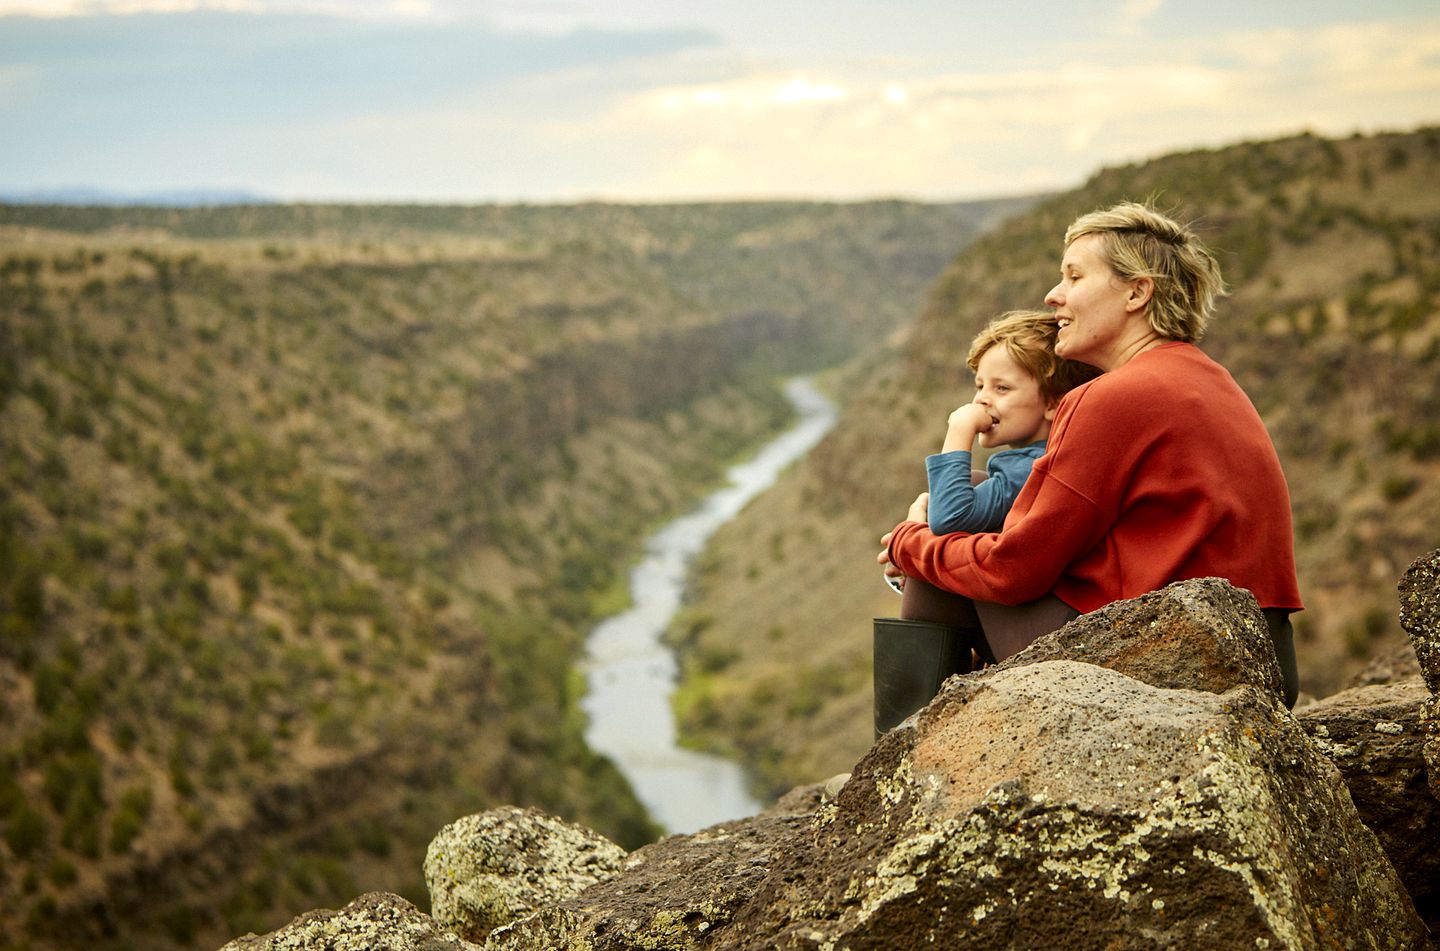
0 198 1000 949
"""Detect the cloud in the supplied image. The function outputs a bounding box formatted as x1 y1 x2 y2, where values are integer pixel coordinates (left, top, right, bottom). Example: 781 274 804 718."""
523 13 1440 200
1 3 1437 201
1118 0 1164 26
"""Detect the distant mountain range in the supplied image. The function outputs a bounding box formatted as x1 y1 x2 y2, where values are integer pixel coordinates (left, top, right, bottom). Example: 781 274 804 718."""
0 187 272 207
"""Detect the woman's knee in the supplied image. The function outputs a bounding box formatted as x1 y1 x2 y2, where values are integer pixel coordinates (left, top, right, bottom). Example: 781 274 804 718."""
900 578 981 628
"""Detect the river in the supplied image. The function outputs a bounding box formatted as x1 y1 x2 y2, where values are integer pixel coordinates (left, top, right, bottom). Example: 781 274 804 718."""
580 377 839 835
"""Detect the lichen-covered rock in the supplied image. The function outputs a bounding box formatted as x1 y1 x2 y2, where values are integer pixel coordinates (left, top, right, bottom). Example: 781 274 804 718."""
218 891 479 951
483 799 816 950
723 661 1431 949
1000 577 1285 700
1400 549 1440 692
1397 549 1440 816
1298 678 1438 931
425 806 627 944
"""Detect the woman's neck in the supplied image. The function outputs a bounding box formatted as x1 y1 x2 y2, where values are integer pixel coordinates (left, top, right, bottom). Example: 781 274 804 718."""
1103 331 1168 371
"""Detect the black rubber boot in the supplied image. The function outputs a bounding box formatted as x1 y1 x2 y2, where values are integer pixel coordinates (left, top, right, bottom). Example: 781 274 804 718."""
872 617 974 739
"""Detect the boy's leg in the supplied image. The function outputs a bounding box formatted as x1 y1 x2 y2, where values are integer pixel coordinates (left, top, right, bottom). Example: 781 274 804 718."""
872 617 970 737
872 578 984 738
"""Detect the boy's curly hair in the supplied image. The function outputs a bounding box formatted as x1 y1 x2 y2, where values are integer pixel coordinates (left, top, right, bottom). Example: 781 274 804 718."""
966 309 1099 402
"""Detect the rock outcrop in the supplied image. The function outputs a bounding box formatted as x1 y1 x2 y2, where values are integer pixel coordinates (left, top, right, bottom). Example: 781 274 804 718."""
724 662 1425 949
1399 549 1440 806
219 891 479 951
996 576 1286 699
424 806 627 945
1298 676 1436 928
1296 547 1440 930
222 567 1440 950
483 792 821 950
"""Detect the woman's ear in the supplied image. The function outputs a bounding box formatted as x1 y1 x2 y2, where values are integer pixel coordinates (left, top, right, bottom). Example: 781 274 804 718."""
1126 276 1154 312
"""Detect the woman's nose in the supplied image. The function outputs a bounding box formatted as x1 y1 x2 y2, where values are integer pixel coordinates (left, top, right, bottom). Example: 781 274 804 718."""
1044 283 1063 307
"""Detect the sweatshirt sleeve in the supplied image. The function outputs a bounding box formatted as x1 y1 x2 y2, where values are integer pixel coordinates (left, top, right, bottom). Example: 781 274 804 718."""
889 469 1112 605
926 449 1026 535
890 391 1119 605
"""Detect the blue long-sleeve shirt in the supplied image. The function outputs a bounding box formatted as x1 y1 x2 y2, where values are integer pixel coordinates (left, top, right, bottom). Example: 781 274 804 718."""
925 441 1046 535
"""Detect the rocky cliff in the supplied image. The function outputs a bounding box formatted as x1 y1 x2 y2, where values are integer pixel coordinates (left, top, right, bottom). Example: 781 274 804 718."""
223 548 1440 950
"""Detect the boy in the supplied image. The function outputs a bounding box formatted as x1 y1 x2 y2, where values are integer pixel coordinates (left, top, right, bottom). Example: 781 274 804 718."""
925 309 1098 536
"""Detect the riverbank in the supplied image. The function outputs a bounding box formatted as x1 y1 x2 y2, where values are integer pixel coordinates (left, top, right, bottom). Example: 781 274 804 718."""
582 378 838 834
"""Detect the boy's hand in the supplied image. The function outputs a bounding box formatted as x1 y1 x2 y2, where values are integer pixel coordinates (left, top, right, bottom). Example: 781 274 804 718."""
942 402 996 453
949 402 995 432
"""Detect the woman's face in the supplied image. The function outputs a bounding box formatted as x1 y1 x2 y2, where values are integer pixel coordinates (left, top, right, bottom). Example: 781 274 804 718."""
1044 234 1148 371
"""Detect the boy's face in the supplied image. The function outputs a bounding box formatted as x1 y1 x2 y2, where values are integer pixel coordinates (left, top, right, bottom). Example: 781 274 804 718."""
972 345 1056 450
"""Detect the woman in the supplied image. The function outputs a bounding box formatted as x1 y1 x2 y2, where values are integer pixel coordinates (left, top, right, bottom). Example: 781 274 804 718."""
874 202 1302 735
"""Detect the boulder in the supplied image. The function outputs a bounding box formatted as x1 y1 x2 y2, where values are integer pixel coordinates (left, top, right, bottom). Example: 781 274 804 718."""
425 806 627 944
472 578 1430 949
1400 548 1440 692
483 792 818 950
218 891 479 951
1298 677 1438 932
1398 549 1440 811
999 577 1285 700
715 662 1430 949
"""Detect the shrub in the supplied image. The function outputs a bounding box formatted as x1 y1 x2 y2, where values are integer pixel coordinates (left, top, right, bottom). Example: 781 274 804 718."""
12 562 46 626
41 752 93 810
59 402 95 438
4 802 48 858
110 784 153 853
33 661 70 714
25 895 60 933
169 744 197 799
1381 473 1419 502
48 856 79 887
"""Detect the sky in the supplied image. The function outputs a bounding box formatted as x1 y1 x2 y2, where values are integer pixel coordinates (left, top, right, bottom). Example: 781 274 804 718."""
2 0 1439 203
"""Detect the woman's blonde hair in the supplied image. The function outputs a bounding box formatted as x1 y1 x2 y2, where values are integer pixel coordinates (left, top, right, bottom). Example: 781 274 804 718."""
1064 201 1227 342
967 309 1099 402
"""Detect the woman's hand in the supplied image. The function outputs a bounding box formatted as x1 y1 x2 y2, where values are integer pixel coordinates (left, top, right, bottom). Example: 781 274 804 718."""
878 530 894 565
878 492 929 575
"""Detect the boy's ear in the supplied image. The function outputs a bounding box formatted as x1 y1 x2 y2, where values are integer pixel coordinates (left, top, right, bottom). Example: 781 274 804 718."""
1044 395 1059 421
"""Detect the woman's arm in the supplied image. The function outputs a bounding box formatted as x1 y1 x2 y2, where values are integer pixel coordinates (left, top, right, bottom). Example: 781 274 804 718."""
886 471 1111 605
883 382 1126 605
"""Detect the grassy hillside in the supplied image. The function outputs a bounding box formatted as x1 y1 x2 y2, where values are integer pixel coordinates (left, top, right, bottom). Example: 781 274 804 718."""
0 198 1018 949
670 127 1440 797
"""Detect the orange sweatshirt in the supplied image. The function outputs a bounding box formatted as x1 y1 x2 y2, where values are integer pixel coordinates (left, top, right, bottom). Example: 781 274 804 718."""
888 342 1303 613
